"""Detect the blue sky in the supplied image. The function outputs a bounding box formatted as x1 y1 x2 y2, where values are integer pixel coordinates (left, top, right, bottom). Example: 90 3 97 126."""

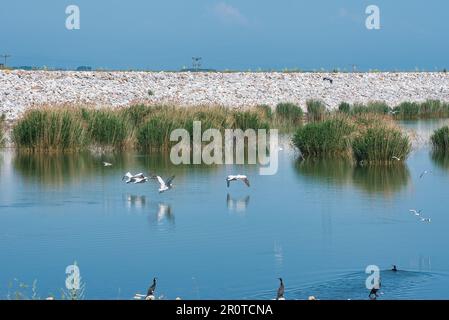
0 0 447 70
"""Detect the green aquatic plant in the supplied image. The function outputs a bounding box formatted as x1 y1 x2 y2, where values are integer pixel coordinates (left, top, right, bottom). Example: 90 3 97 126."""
352 125 411 164
12 108 87 151
306 99 327 122
0 113 5 147
293 113 411 163
338 102 351 114
275 102 303 126
255 104 273 120
394 102 421 119
431 126 449 151
351 101 389 115
292 116 355 157
233 110 269 131
84 109 130 148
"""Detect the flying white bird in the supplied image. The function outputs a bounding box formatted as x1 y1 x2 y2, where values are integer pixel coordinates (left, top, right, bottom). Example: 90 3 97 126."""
419 170 432 179
409 209 422 216
226 175 250 188
154 175 175 193
392 156 401 161
103 162 112 167
421 218 431 223
122 172 149 184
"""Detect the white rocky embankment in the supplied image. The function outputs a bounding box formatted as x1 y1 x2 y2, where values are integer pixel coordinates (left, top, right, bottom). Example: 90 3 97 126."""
1 70 449 121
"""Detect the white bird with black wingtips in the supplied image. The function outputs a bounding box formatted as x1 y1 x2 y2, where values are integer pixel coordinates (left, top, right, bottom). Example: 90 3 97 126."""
226 175 250 188
122 172 149 184
154 175 175 193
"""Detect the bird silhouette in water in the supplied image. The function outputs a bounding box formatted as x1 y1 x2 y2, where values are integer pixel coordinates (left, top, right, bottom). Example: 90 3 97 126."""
323 77 333 84
392 265 398 272
276 278 285 300
146 277 157 299
368 278 381 300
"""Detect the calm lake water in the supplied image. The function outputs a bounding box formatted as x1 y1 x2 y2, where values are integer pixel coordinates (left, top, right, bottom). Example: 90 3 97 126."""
1 120 449 300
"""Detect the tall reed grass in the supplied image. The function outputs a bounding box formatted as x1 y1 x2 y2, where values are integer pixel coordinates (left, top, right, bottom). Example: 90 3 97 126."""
12 108 87 152
275 102 303 127
431 126 449 151
12 105 278 152
0 113 5 147
352 125 411 164
306 99 327 122
338 100 449 120
292 115 355 157
293 114 411 163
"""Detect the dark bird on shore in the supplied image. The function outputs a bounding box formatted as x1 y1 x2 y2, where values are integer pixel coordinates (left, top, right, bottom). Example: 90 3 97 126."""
276 278 285 300
146 277 157 297
392 265 398 272
323 77 333 84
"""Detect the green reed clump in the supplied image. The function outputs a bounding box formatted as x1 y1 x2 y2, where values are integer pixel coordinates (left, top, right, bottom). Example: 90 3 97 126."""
120 104 154 127
431 126 449 151
255 104 273 120
292 116 355 157
293 113 411 163
83 109 129 148
12 108 87 151
352 125 411 163
233 110 269 131
0 113 5 147
275 102 303 126
351 101 389 115
338 102 351 114
393 102 421 119
137 116 181 150
306 99 327 122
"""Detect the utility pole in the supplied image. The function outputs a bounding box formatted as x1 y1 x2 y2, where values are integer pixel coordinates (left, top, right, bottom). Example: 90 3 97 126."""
0 54 11 67
192 57 202 71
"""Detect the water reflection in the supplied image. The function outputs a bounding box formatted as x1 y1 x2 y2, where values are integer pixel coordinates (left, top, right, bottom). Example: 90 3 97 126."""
295 159 411 196
352 165 410 196
149 203 175 226
431 151 449 171
13 152 99 187
13 151 220 188
226 193 250 213
124 194 147 209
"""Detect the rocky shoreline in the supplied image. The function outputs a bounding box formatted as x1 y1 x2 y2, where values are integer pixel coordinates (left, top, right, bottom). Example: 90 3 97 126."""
1 70 449 121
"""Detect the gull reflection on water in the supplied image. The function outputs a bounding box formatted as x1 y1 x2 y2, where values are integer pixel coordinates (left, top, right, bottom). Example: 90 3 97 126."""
148 203 175 227
226 193 250 213
124 194 147 209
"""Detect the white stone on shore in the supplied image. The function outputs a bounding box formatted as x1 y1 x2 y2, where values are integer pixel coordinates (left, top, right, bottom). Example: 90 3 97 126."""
1 70 448 121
